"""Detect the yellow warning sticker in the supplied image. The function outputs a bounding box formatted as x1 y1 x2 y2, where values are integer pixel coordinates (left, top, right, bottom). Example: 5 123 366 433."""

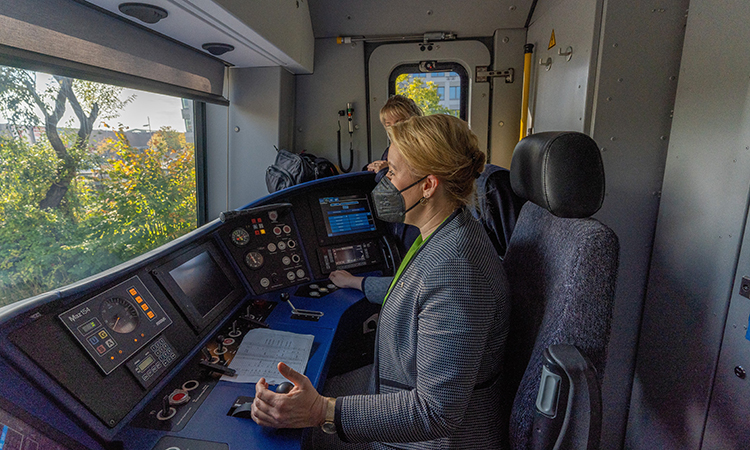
548 29 556 50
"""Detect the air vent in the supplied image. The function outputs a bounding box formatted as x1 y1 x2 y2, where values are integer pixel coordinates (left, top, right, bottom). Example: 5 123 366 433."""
202 43 235 56
118 3 168 24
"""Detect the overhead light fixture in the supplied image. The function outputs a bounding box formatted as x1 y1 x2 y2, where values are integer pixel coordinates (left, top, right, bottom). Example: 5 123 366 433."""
202 43 235 56
118 3 168 24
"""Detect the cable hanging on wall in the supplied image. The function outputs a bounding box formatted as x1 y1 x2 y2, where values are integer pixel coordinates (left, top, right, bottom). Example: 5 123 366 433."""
337 104 354 173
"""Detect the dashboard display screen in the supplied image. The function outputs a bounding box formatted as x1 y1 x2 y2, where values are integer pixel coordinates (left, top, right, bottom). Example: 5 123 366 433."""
169 250 233 317
319 195 377 238
332 245 367 266
154 241 246 332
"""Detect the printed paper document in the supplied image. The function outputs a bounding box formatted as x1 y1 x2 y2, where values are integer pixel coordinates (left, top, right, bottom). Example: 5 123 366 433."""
221 328 314 384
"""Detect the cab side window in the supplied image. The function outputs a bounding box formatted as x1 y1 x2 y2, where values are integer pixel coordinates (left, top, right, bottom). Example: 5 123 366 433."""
388 63 468 119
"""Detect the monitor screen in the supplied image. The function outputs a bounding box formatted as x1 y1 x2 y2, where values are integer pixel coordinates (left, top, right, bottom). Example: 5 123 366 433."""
169 250 233 318
155 241 245 332
319 194 377 238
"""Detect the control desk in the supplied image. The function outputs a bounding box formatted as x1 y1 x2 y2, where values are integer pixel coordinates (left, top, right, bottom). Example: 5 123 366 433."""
0 173 396 450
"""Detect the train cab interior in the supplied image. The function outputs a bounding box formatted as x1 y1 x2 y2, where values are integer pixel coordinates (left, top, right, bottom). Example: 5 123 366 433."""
1 0 750 449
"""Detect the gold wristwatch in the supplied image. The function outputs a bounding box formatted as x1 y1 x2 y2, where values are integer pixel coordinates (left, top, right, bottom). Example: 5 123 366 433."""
320 397 337 434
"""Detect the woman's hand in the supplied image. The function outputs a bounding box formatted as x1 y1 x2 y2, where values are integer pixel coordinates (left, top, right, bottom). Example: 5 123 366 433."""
366 160 389 173
252 362 328 429
329 270 364 291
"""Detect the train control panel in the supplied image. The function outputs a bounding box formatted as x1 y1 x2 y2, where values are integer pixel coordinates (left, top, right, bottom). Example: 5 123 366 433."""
0 172 392 450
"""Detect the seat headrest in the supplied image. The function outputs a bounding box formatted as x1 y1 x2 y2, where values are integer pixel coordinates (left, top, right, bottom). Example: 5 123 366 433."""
510 131 605 218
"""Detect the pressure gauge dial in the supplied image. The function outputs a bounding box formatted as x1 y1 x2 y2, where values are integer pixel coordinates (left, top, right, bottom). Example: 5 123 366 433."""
245 251 264 269
100 297 139 334
231 228 251 246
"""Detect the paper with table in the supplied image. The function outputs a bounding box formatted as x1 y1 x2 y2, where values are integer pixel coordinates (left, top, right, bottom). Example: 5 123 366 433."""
221 328 314 385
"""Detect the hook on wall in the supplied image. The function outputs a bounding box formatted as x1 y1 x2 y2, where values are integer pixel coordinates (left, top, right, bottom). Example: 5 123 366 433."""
558 46 573 61
539 57 553 71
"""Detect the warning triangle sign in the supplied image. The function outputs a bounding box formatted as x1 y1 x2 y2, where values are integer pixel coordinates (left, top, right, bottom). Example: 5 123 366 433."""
548 29 556 50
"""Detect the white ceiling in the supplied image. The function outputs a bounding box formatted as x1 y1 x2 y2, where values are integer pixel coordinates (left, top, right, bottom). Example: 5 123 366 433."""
307 0 535 39
83 0 536 68
84 0 301 68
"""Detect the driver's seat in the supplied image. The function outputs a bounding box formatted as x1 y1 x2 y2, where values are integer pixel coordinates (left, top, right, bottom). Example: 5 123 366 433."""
501 131 619 449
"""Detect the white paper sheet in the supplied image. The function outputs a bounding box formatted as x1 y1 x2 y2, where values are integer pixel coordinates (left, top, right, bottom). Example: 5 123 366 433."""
221 328 314 384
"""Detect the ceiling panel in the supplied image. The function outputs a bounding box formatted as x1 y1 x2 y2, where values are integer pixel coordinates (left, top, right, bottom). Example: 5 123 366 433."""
308 0 535 39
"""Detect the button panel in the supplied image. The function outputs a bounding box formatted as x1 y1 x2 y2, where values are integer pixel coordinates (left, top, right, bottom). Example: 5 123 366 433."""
58 276 173 375
220 205 311 294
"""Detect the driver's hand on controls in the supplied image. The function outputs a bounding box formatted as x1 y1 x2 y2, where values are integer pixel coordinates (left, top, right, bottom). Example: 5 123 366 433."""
329 270 364 291
252 362 328 429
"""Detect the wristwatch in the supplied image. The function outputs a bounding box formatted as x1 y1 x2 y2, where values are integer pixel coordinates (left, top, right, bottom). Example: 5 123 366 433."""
320 397 337 434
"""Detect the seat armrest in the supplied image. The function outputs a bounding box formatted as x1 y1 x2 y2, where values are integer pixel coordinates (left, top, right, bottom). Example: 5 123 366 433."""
529 344 602 450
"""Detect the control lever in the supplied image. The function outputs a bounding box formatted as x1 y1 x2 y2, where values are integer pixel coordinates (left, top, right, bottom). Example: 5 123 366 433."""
157 393 175 420
199 360 237 376
282 293 324 319
215 335 225 354
200 347 212 361
162 394 170 417
230 320 239 336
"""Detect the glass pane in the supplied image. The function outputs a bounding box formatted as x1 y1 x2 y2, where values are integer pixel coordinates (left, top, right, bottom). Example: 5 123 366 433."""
0 66 197 308
394 72 460 117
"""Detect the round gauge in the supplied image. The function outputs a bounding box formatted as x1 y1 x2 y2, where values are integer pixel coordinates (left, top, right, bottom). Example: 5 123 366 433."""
231 228 251 246
100 297 139 334
245 251 264 269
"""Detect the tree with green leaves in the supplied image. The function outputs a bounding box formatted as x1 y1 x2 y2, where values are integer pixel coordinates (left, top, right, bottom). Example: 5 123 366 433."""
395 74 455 116
89 127 197 260
0 67 133 211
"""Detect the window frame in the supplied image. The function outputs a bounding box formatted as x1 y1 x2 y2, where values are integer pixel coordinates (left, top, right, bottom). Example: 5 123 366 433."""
388 62 469 120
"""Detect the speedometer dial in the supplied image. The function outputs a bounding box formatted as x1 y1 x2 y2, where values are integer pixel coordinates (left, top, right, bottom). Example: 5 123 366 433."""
231 228 251 246
245 251 264 269
100 297 139 334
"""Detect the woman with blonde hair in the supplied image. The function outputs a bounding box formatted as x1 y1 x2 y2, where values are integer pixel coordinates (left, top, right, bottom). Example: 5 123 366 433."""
252 114 510 450
365 94 423 177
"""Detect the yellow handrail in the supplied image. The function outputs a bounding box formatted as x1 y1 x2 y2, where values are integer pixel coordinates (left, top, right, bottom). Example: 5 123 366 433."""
520 43 534 141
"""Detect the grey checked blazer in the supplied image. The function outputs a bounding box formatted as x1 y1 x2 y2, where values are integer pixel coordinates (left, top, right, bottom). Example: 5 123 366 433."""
337 208 510 450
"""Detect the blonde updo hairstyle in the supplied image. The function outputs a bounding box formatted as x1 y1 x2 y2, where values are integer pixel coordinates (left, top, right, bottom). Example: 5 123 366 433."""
387 114 486 207
379 95 423 125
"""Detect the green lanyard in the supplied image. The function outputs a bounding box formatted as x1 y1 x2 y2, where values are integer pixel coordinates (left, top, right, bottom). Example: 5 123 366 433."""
382 216 449 304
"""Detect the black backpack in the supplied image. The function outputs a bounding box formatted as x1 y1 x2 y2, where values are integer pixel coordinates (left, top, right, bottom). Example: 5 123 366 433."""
266 149 339 193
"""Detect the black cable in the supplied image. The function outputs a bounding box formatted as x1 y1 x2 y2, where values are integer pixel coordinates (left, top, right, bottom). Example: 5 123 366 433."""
337 118 354 173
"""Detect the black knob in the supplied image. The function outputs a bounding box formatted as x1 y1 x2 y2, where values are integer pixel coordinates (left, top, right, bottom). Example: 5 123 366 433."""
276 381 293 394
161 394 171 416
216 335 225 352
280 292 290 301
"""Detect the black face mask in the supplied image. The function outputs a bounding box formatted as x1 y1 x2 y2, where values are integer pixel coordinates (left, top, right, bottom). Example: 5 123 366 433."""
371 175 427 223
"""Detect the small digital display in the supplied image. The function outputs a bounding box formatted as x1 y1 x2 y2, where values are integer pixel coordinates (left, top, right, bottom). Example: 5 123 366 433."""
169 251 233 317
319 195 377 238
138 354 154 372
78 318 100 335
332 245 367 266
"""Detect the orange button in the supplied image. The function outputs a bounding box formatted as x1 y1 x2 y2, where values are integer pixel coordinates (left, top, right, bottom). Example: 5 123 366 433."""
147 311 155 319
140 303 149 311
129 288 138 296
135 296 143 303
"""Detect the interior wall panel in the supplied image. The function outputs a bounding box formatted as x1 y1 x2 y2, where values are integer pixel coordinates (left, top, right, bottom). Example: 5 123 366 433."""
294 38 367 172
629 1 750 449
